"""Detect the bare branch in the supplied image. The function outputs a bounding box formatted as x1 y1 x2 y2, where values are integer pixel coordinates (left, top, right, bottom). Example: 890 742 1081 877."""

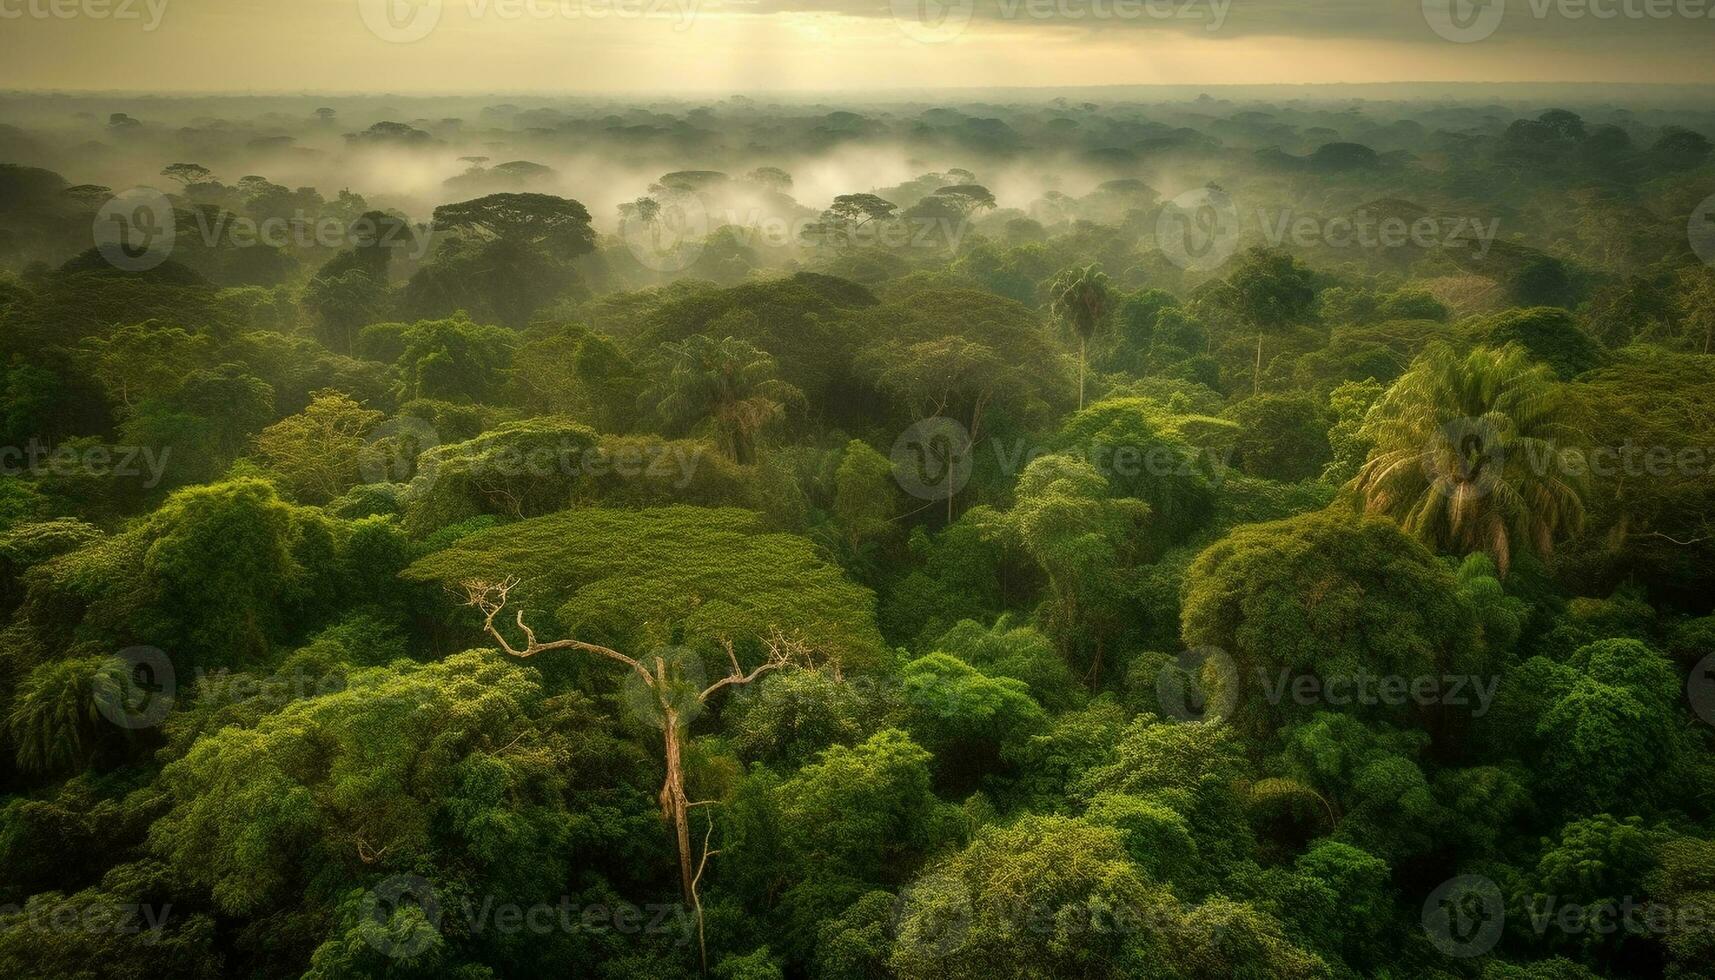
492 729 528 755
1635 530 1713 546
691 814 719 975
355 835 389 865
458 578 655 686
514 609 539 649
697 628 813 702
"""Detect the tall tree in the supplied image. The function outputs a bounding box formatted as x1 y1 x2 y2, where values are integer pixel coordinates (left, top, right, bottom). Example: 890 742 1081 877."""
974 454 1148 685
251 390 385 503
79 320 215 415
1182 509 1481 736
803 193 898 249
1350 342 1586 573
1224 247 1316 394
456 576 804 913
404 506 884 922
160 163 213 188
1045 265 1113 409
428 192 595 255
645 334 801 464
857 335 1015 521
927 183 997 218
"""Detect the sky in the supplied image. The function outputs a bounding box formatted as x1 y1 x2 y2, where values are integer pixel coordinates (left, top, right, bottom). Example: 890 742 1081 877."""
0 0 1712 92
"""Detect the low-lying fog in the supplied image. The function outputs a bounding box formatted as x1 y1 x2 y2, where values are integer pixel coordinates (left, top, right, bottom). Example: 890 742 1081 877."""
3 88 1711 234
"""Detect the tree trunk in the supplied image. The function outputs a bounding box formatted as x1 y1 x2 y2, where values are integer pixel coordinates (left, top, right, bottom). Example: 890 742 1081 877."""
1078 337 1086 410
658 707 695 904
1254 333 1264 394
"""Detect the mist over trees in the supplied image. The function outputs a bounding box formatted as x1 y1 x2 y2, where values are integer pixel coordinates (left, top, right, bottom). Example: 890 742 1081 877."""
0 88 1713 979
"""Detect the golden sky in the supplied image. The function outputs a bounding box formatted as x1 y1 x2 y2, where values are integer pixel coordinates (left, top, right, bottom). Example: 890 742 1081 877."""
0 0 1711 91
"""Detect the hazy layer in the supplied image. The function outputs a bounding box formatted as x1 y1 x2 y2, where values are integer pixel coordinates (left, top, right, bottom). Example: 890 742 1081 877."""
1 88 1708 237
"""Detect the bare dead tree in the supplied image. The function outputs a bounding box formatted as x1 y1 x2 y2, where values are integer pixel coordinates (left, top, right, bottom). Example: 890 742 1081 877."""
690 807 720 973
457 577 806 912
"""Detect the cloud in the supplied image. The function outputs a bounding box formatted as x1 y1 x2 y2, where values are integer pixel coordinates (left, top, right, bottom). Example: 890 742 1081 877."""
0 0 1709 91
721 0 1714 45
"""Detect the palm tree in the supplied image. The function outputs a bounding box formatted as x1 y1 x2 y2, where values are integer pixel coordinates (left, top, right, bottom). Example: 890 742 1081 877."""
1349 342 1585 574
646 335 801 464
7 657 122 773
1046 265 1112 409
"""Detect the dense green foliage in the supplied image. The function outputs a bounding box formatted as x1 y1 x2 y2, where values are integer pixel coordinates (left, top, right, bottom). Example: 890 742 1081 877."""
0 93 1712 980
